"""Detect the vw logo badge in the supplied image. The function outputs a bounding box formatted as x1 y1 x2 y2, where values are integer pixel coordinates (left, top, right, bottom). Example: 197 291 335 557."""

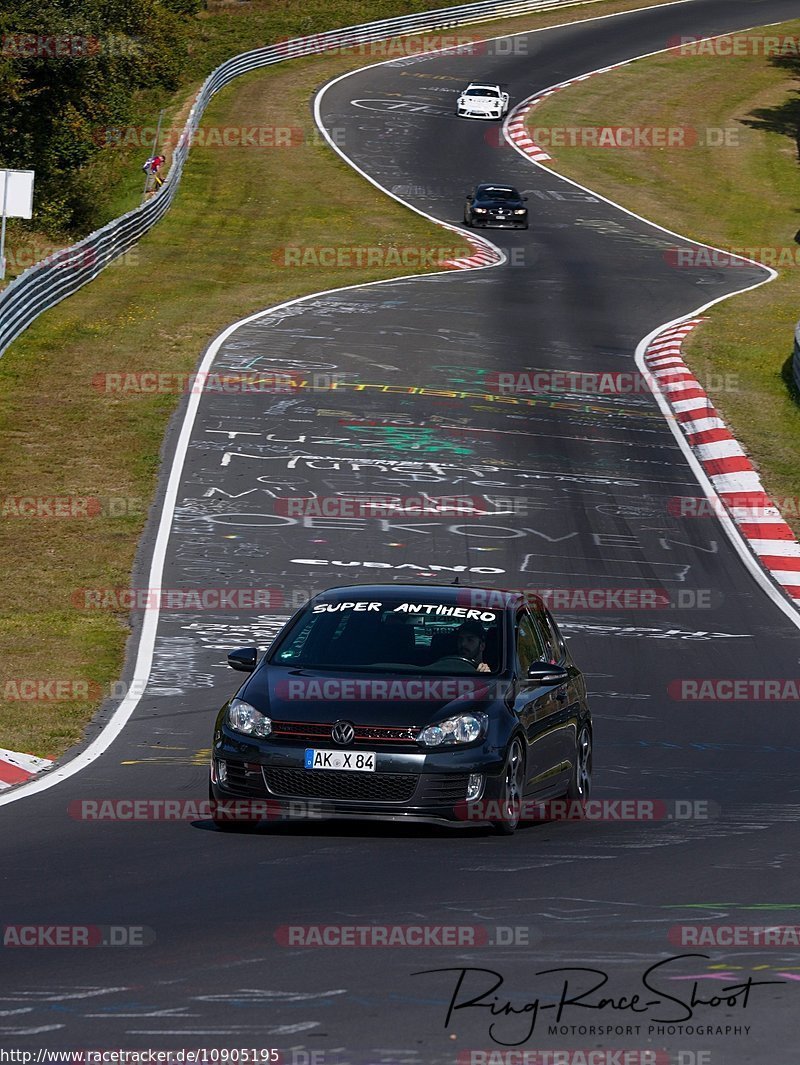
331 720 355 745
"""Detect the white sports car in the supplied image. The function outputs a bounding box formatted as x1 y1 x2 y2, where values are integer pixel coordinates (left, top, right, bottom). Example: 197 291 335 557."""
456 83 510 120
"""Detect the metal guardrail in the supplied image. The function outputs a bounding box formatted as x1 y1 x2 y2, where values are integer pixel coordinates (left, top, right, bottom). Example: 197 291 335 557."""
0 0 604 360
794 320 800 393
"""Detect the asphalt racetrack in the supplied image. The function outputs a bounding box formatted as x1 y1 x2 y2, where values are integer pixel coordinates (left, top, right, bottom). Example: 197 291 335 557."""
2 2 800 1062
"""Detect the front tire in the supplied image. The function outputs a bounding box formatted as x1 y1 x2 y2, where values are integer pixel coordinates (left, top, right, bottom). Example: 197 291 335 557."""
492 737 525 835
563 725 592 802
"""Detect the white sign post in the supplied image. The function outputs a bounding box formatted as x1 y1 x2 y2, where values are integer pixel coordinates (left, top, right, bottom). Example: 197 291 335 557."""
0 170 35 281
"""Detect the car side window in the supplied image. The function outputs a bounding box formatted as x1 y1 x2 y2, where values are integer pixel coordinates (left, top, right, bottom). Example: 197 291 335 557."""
516 612 546 674
535 608 563 664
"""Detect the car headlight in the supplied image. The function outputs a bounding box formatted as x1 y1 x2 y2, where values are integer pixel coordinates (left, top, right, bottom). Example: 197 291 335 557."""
514 210 526 216
227 697 272 738
474 208 487 214
417 712 488 747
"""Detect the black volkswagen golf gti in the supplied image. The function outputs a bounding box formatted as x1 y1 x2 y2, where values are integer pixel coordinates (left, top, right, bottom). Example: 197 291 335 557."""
209 585 591 834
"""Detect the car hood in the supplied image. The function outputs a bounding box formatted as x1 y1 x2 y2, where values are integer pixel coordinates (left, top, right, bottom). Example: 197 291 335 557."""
241 668 503 727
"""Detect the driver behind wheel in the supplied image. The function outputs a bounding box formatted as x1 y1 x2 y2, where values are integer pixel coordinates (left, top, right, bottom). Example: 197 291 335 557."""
456 620 490 673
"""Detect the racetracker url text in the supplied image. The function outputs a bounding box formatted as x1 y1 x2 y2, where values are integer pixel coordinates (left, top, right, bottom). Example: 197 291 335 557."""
0 1052 281 1064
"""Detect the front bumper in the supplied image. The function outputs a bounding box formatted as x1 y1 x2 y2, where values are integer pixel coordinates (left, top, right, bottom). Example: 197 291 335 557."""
210 728 506 827
473 216 527 229
458 108 502 119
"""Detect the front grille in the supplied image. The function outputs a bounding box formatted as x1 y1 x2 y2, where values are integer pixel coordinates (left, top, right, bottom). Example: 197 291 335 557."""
271 720 419 747
263 767 418 803
271 721 331 742
356 724 418 744
224 759 268 797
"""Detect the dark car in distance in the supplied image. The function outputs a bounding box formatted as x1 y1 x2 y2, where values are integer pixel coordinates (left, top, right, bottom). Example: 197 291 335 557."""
464 183 528 229
209 585 591 834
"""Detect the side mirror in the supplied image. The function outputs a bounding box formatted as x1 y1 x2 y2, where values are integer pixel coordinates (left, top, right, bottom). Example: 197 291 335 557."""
466 194 474 201
227 647 258 673
527 662 568 685
522 195 528 202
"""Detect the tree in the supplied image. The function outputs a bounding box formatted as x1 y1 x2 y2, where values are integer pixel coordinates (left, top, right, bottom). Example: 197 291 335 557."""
0 0 193 234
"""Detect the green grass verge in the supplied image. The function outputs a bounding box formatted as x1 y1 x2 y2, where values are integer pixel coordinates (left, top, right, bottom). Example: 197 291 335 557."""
526 23 800 528
0 0 690 759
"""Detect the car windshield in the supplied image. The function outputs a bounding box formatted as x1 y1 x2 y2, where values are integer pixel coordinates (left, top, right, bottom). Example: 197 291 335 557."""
479 187 516 200
466 87 499 97
268 598 504 674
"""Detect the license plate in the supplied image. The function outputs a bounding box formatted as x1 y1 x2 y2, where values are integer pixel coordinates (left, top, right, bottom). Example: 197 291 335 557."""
304 749 376 772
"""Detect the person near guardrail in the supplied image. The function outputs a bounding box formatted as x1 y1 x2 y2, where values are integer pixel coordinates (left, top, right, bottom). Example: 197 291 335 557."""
142 155 166 193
